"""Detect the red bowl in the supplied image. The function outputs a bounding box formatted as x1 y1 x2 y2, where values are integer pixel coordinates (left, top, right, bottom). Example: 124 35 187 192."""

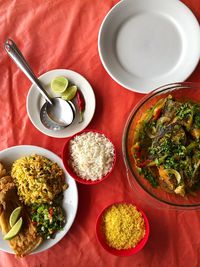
96 202 150 256
62 130 116 185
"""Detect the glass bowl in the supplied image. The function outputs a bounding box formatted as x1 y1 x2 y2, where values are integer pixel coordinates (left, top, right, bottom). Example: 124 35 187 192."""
123 82 200 210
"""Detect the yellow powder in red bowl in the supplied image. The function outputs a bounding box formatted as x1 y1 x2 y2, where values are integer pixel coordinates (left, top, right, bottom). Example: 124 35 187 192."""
101 203 145 250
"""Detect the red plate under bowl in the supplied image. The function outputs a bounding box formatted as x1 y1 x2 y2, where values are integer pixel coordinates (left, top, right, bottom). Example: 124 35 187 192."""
62 130 116 185
96 201 150 256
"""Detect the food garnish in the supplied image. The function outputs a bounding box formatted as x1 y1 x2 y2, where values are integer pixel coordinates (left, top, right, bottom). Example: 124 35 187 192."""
61 85 78 101
101 203 145 250
51 76 69 93
9 206 22 227
68 132 115 181
50 76 86 123
4 217 23 240
30 200 65 240
76 89 85 123
132 95 200 197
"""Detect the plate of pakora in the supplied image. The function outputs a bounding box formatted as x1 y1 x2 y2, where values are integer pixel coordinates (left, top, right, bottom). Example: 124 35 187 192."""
0 145 78 257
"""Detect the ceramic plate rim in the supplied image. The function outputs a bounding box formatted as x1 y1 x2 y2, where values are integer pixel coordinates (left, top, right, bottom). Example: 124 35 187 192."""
98 0 200 93
26 69 96 138
0 145 78 255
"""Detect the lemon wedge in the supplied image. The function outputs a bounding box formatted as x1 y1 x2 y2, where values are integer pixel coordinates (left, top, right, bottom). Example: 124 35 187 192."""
4 217 23 240
61 85 77 101
51 76 69 93
9 206 22 228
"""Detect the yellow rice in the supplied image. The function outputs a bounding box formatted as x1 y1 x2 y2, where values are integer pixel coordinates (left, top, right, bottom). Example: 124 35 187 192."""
11 154 68 205
102 203 145 249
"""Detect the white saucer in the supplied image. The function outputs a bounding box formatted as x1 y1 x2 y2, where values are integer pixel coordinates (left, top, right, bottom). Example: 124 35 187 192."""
98 0 200 93
27 69 96 138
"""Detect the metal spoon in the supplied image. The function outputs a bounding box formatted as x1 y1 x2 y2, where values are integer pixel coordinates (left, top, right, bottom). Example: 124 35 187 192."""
4 39 75 130
40 98 76 130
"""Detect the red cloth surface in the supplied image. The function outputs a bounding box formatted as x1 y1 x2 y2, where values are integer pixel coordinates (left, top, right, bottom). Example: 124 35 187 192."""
0 0 200 266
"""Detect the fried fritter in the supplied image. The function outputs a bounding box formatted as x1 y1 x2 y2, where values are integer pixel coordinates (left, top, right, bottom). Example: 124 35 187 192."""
0 163 43 257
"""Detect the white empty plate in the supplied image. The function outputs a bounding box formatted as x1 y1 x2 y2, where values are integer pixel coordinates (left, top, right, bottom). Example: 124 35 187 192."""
27 69 96 138
98 0 200 93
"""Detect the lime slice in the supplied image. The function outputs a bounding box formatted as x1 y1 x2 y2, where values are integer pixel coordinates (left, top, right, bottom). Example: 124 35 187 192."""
61 85 77 101
4 217 23 240
51 76 69 93
9 206 22 227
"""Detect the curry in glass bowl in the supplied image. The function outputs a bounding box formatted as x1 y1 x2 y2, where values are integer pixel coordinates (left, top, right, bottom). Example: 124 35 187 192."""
123 83 200 209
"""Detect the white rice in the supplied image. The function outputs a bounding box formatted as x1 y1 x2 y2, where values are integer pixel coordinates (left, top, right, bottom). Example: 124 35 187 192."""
69 132 115 181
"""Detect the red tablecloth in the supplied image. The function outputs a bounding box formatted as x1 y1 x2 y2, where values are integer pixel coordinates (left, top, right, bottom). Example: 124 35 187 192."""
1 0 200 266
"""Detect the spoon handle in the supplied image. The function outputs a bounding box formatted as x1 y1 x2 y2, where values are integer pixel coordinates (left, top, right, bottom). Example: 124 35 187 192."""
4 39 52 105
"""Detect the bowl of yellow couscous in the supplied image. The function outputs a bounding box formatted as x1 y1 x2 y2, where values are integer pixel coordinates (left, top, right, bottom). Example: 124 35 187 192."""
96 202 149 256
